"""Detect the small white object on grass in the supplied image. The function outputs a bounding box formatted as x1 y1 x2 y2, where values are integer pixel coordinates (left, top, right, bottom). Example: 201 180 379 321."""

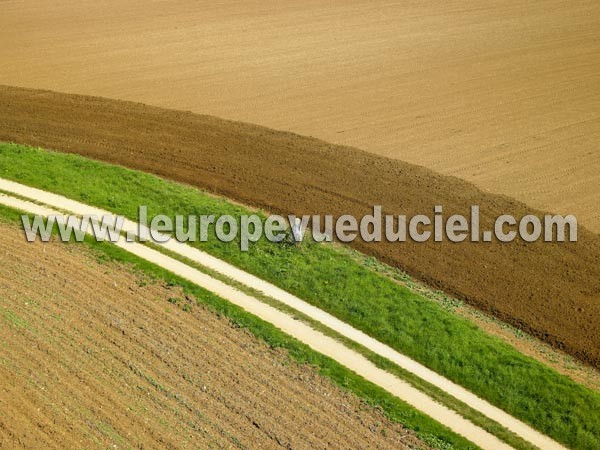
291 217 304 243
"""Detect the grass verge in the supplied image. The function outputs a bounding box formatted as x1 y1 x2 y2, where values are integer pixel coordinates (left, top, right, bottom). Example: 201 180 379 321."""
1 142 599 449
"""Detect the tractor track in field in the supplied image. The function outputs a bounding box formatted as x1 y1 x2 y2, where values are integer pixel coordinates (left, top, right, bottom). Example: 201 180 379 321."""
0 189 568 450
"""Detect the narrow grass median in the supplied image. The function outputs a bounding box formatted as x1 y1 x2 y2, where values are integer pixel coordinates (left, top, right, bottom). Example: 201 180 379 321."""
1 142 599 449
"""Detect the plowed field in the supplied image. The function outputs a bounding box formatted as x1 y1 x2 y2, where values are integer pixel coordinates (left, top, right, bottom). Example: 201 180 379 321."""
1 0 598 230
0 222 425 449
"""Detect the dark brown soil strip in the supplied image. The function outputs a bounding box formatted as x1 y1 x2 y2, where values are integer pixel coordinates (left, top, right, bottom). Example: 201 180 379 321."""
1 84 598 368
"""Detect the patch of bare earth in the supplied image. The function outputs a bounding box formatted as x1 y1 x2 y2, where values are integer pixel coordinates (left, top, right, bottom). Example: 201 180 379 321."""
0 223 427 449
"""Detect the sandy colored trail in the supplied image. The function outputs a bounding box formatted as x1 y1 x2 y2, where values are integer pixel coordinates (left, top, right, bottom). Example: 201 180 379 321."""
0 177 568 450
1 86 599 369
1 0 599 230
0 193 521 450
0 223 429 450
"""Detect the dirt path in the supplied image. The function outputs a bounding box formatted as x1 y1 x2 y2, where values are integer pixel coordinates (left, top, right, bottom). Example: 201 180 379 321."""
0 187 566 450
1 86 599 370
0 222 430 450
1 0 598 231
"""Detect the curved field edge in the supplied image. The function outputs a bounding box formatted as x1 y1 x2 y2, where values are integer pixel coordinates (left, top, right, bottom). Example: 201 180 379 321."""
1 0 599 232
0 203 473 450
1 143 599 449
2 84 599 372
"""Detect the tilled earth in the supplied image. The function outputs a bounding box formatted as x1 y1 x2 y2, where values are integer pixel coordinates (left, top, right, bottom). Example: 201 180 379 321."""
1 86 599 370
1 0 599 231
0 222 426 449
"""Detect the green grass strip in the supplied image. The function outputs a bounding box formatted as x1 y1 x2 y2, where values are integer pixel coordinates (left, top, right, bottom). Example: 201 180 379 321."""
1 142 599 449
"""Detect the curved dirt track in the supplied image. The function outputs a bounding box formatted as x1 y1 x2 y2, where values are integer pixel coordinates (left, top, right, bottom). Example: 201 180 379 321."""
0 178 567 450
1 0 599 231
1 85 599 370
0 193 522 450
0 220 430 450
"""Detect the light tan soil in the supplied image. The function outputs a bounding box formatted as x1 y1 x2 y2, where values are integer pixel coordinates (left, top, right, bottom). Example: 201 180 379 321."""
1 0 598 231
0 222 427 449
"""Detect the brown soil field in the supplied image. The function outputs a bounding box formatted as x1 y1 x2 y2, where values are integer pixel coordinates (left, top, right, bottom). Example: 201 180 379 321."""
0 222 427 449
1 0 599 231
1 86 599 371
